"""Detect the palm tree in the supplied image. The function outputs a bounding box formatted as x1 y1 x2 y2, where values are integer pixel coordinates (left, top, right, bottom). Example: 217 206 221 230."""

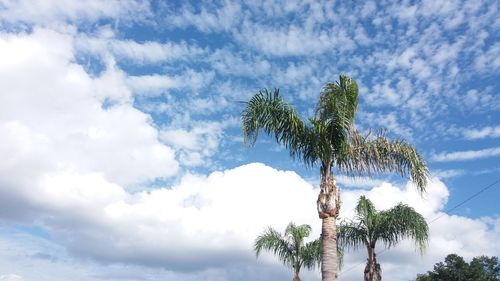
337 196 429 281
255 222 321 281
242 74 428 281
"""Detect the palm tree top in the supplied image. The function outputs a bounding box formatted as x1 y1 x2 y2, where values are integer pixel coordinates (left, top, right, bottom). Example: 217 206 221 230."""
338 196 429 253
241 75 429 192
254 222 321 272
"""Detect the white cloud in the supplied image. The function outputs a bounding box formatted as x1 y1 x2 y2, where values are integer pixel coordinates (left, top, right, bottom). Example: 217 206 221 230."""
77 34 207 65
0 275 24 281
432 147 500 162
127 71 214 96
0 28 178 187
336 175 385 189
209 49 271 77
474 43 500 73
2 162 499 281
432 169 466 179
160 117 240 167
168 2 242 33
0 163 319 275
160 122 224 167
0 0 150 26
235 22 354 57
463 125 500 140
109 39 205 64
358 112 414 139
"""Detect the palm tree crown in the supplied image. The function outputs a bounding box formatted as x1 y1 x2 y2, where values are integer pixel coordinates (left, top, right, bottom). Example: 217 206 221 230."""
242 75 428 191
338 196 429 281
254 223 321 281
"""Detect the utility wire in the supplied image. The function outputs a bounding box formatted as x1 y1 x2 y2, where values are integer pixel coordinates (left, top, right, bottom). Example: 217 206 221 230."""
427 177 500 224
338 177 500 277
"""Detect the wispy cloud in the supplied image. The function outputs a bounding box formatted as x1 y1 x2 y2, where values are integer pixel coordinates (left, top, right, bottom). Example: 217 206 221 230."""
463 126 500 140
432 147 500 162
0 0 151 26
432 169 466 179
127 71 214 96
77 35 207 65
336 175 385 189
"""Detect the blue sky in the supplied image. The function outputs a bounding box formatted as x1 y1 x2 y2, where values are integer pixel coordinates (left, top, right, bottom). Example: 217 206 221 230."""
0 1 498 281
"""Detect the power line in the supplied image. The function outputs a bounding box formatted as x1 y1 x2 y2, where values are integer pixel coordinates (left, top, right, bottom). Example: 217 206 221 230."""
428 177 500 224
338 177 500 277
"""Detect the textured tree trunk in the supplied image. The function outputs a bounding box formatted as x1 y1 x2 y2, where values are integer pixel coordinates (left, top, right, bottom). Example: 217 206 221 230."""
364 246 382 281
318 165 341 281
293 271 301 281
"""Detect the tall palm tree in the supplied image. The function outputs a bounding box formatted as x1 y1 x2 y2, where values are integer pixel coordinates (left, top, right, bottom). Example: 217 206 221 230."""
255 222 321 281
338 196 428 281
242 74 428 281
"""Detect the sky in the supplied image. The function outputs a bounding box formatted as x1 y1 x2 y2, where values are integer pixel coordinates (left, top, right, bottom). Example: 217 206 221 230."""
0 0 499 281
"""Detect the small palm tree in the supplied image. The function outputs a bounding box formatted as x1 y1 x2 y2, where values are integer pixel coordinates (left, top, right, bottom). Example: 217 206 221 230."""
338 196 429 281
242 75 428 281
254 222 321 281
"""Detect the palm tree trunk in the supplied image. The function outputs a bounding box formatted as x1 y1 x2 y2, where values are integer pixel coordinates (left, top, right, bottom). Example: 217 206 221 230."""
318 165 341 281
364 247 382 281
293 271 301 281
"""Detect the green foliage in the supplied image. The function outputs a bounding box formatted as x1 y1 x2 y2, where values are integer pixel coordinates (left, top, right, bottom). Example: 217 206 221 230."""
416 254 500 281
241 75 428 192
337 196 429 253
254 222 321 272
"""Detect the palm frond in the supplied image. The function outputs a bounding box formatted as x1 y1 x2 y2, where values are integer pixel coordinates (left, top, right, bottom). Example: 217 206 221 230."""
302 238 344 270
337 130 429 193
254 227 294 266
241 89 317 165
376 203 429 253
355 195 377 224
302 237 321 270
315 75 359 161
286 223 312 249
315 74 358 127
337 221 367 251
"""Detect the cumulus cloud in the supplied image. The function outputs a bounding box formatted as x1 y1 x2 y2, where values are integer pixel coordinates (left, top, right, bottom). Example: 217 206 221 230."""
0 28 178 189
0 162 319 278
160 122 224 167
1 160 499 281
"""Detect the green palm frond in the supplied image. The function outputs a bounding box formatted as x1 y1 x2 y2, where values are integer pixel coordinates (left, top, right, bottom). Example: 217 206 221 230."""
302 238 344 270
337 222 367 251
254 222 323 272
315 75 359 161
241 88 317 165
254 227 294 266
286 223 312 251
315 74 358 126
337 130 429 193
355 195 377 223
377 203 428 253
302 238 321 270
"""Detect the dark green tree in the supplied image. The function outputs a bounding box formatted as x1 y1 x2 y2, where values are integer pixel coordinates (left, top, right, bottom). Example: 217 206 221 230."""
242 75 429 281
416 254 500 281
